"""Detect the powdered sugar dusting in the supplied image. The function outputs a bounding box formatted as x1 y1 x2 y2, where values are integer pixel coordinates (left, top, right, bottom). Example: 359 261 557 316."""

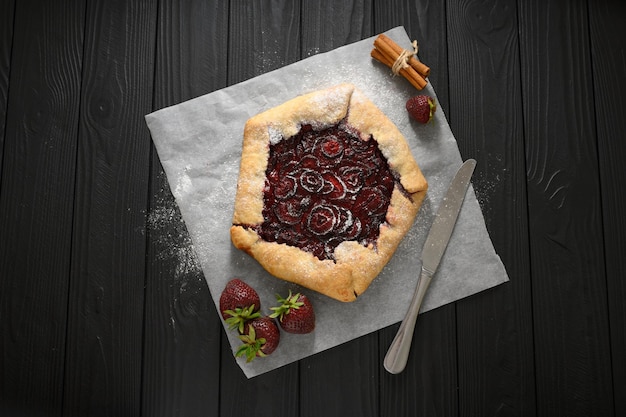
148 173 202 280
175 165 193 198
309 85 346 113
269 126 283 145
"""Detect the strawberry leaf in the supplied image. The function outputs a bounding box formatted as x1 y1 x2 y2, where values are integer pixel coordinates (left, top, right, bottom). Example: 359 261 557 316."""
236 325 267 362
224 304 261 333
269 290 304 322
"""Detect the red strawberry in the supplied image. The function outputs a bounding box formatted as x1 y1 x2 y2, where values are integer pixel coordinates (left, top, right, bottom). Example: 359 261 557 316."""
219 278 261 332
270 291 315 334
236 317 280 362
406 95 436 123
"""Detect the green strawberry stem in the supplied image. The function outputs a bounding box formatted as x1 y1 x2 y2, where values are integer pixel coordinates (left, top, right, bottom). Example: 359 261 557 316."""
429 98 436 120
224 304 261 333
236 325 267 362
269 290 304 322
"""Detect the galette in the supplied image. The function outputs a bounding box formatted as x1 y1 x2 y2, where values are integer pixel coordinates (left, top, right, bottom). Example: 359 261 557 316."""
230 83 427 302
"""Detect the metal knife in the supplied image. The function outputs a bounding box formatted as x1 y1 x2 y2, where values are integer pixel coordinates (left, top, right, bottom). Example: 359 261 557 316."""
383 158 477 374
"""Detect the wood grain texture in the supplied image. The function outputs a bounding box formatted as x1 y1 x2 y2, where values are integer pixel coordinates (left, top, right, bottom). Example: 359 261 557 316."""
518 0 613 415
142 1 228 416
0 0 84 415
589 1 626 415
374 2 459 416
220 1 302 415
379 308 458 417
446 0 537 415
1 1 623 416
301 0 373 56
373 0 450 114
300 333 380 417
0 0 15 172
219 335 300 416
62 0 156 416
228 0 301 83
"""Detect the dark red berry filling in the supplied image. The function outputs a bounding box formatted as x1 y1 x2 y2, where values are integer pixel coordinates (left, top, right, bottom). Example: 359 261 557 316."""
257 122 395 261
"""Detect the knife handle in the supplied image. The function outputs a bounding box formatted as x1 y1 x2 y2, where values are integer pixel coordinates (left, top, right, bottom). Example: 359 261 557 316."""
383 267 433 374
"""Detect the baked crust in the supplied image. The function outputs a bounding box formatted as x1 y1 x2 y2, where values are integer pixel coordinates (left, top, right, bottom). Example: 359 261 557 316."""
230 83 427 302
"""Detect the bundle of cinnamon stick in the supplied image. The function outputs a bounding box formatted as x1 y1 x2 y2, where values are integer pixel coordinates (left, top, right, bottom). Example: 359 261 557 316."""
371 34 430 90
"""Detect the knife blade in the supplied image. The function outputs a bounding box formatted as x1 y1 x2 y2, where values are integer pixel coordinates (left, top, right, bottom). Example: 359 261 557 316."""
383 158 476 374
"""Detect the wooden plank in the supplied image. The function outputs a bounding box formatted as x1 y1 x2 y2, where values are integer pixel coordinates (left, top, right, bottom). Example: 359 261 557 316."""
297 2 380 416
61 0 156 415
301 0 373 56
0 0 84 415
445 0 537 415
227 0 301 84
589 1 626 415
518 0 613 415
220 1 302 415
142 1 229 416
372 0 450 113
300 333 380 417
374 2 459 416
219 335 300 415
0 0 15 171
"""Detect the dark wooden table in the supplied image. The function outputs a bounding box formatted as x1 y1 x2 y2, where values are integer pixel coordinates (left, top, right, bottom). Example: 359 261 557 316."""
1 0 625 416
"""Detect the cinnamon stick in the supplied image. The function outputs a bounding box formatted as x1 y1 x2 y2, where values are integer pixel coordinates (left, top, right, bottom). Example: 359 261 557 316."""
371 37 427 90
378 33 430 78
370 48 427 90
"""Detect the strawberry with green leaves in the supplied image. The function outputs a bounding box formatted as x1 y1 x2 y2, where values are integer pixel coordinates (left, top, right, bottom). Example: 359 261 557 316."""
219 278 261 333
270 290 315 334
406 95 436 123
236 316 280 362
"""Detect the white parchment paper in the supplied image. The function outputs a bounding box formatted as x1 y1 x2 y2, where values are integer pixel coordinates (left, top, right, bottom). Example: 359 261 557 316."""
145 26 509 378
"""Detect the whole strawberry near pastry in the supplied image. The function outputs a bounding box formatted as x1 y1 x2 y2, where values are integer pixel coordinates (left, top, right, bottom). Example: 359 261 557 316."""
236 316 281 362
406 95 436 123
219 278 261 333
270 290 316 334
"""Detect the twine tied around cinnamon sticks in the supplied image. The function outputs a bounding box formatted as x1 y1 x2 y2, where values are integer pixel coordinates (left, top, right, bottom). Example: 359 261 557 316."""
391 40 418 75
371 34 430 90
